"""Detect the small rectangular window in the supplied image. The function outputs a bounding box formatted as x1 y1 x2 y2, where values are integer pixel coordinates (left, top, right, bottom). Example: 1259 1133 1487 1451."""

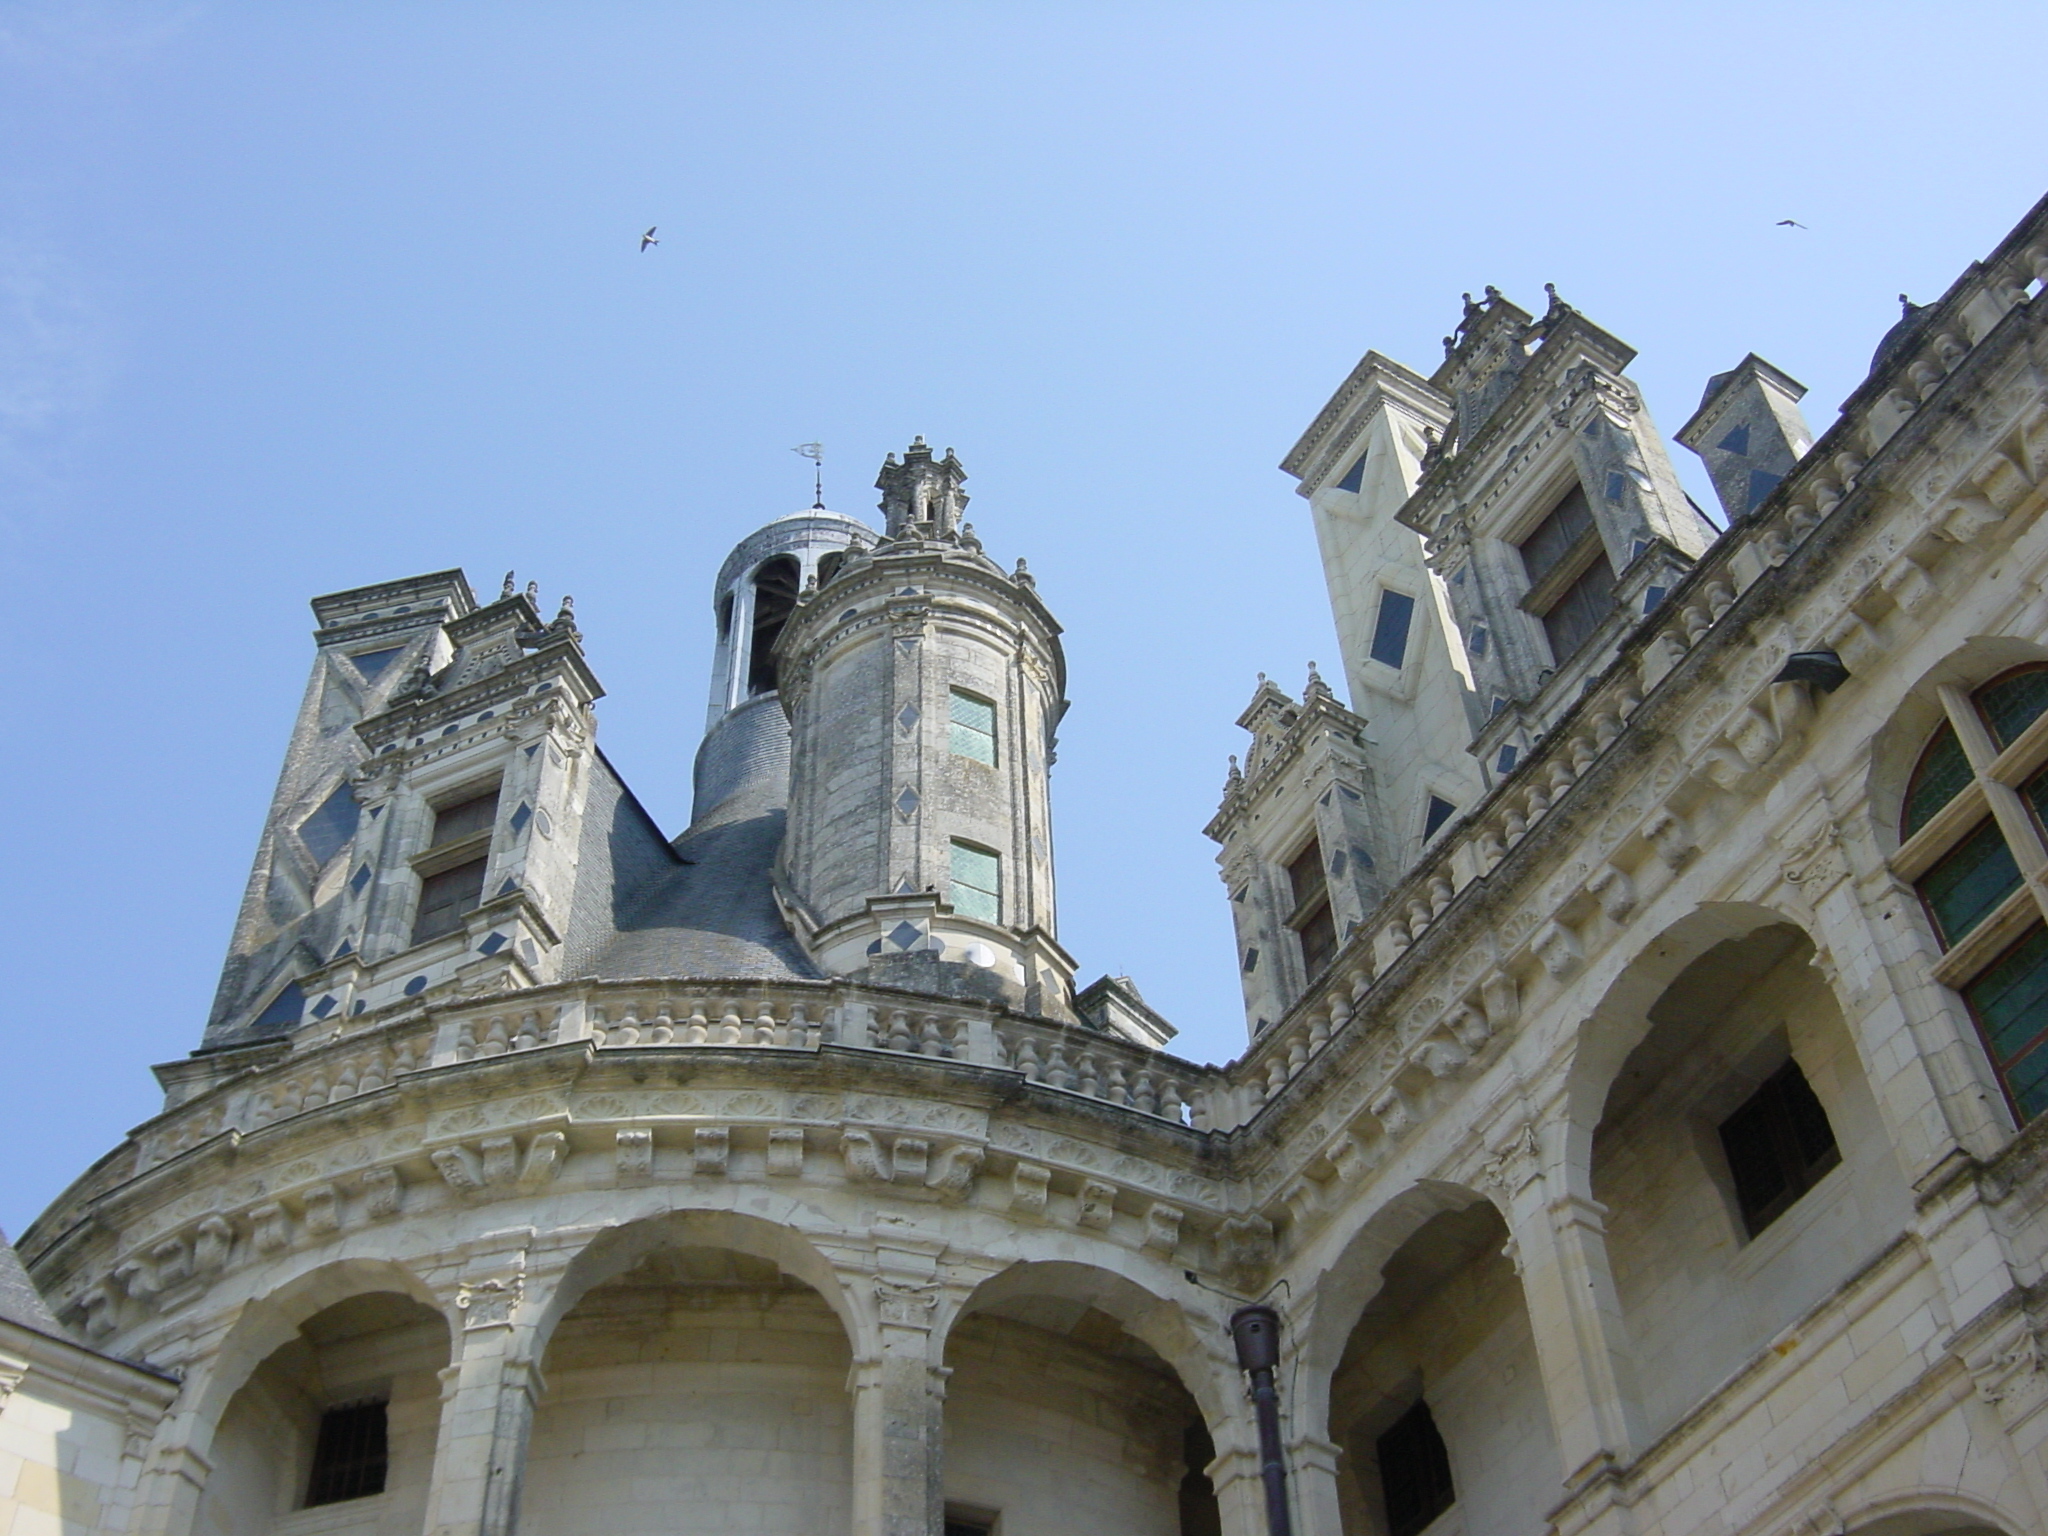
950 841 1000 923
1717 1058 1841 1238
431 787 499 847
1287 839 1338 978
414 856 488 944
1376 1399 1454 1536
1519 482 1618 664
1370 589 1416 669
949 689 997 765
305 1399 388 1507
1539 555 1618 661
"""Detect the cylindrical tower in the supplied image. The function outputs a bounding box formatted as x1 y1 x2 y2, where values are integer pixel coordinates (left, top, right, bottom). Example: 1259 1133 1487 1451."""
775 438 1074 1018
693 508 874 824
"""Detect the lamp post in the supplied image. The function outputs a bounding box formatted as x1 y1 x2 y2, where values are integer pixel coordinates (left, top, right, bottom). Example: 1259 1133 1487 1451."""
1230 1304 1292 1536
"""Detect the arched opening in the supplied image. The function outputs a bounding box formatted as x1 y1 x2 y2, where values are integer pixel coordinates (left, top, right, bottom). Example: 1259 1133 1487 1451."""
816 549 847 589
943 1262 1222 1536
521 1225 855 1535
747 555 802 696
1586 917 1911 1439
197 1290 450 1535
1325 1196 1559 1536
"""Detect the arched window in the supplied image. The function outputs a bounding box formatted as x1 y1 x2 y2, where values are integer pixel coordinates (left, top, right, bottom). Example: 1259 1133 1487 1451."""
1897 663 2048 1122
747 556 801 695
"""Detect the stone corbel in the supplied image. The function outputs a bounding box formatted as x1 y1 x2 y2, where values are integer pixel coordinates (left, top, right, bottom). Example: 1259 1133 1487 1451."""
841 1129 887 1184
890 1137 930 1184
766 1126 806 1177
1642 808 1694 870
1143 1203 1183 1256
1532 920 1583 980
361 1166 403 1218
1369 1084 1416 1140
1586 865 1635 923
431 1145 485 1194
192 1215 234 1273
250 1202 290 1253
1216 1213 1276 1286
518 1131 565 1189
614 1128 653 1184
1074 1179 1117 1231
479 1136 519 1186
694 1127 730 1178
300 1184 340 1237
1008 1161 1051 1216
925 1142 984 1201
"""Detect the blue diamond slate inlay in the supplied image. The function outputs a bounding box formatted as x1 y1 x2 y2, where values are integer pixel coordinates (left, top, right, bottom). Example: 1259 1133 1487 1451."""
368 804 382 819
310 995 338 1019
350 864 373 895
1329 850 1347 877
1644 585 1669 612
888 921 923 951
298 785 361 866
1496 745 1519 773
897 704 920 733
525 743 541 757
350 646 404 681
351 1000 367 1015
840 609 860 623
478 709 495 721
510 802 533 833
403 975 429 996
478 932 508 956
1717 423 1751 455
1335 452 1367 493
1470 625 1488 656
332 939 352 959
442 723 461 736
1746 468 1784 509
1606 470 1627 500
497 879 518 897
895 786 920 817
1338 785 1362 801
866 939 884 956
534 681 554 692
254 981 306 1029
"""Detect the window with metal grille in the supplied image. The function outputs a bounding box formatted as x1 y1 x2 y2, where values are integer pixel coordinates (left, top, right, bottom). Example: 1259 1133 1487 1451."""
1518 482 1617 665
1370 589 1415 669
304 1399 388 1507
1286 838 1337 979
950 841 1000 924
949 689 996 765
413 857 488 944
1896 664 2048 1122
1717 1058 1841 1238
1376 1399 1454 1536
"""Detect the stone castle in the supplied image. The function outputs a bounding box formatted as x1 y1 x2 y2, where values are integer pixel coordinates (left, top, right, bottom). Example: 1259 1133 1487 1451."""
6 189 2048 1536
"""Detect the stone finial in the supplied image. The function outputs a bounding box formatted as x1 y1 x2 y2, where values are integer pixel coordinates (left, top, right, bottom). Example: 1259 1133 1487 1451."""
1013 557 1035 589
500 571 516 600
959 522 983 554
1305 661 1331 700
524 580 540 606
1225 754 1244 793
876 437 970 539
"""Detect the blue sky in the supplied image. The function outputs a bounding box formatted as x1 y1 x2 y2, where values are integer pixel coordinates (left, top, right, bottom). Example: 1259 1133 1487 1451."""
1 0 2039 1234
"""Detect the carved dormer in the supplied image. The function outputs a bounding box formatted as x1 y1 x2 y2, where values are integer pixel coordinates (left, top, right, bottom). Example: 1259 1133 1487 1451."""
876 436 969 540
1207 670 1385 1038
1399 288 1719 777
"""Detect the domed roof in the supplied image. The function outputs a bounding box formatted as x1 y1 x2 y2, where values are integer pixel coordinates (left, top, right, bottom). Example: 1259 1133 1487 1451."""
1870 294 1935 377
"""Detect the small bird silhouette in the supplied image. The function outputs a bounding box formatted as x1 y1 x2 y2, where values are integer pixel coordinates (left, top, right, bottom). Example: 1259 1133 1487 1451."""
1776 219 1808 229
640 226 659 251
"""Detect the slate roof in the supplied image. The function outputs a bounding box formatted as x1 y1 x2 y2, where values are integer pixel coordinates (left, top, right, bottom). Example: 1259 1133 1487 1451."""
0 1230 66 1339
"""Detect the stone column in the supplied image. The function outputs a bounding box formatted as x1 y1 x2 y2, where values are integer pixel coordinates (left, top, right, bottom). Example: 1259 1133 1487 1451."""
423 1263 544 1536
847 1264 949 1536
1280 1433 1345 1536
1484 1120 1645 1504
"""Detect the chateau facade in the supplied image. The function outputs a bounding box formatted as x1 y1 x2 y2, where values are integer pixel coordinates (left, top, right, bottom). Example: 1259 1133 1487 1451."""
9 191 2048 1536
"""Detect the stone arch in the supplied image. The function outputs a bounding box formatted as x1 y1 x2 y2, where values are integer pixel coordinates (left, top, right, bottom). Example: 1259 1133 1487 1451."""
530 1204 863 1365
184 1255 448 1449
1561 899 1816 1188
940 1257 1230 1536
1841 1490 2026 1536
1864 633 2048 844
941 1256 1232 1431
1292 1178 1499 1435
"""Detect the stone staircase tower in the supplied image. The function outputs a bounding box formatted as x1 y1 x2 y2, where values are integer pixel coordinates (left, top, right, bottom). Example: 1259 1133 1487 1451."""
773 438 1076 1018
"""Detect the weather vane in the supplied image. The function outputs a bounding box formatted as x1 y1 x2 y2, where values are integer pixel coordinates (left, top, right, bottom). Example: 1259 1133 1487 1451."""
793 442 824 508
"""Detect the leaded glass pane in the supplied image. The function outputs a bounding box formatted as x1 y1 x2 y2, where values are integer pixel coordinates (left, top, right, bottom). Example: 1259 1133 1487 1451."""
1978 667 2048 749
1917 820 2021 947
1902 725 1971 838
949 690 996 764
1966 926 2048 1121
950 841 999 923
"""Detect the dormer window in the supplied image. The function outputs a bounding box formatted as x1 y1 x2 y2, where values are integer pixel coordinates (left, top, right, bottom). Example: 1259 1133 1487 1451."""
412 784 499 945
1287 837 1338 978
1518 481 1617 664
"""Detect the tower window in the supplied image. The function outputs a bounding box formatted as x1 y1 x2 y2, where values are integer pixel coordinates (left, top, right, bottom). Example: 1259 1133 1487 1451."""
1376 1399 1454 1536
304 1399 388 1507
747 555 802 695
1370 589 1416 670
1717 1058 1840 1238
949 689 997 764
950 841 1001 923
1286 838 1337 979
413 786 498 945
414 858 489 943
1518 482 1617 665
430 788 499 848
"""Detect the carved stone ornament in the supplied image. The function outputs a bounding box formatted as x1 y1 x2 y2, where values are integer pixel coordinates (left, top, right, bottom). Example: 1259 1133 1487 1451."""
873 1277 939 1330
456 1273 524 1330
1480 1124 1542 1199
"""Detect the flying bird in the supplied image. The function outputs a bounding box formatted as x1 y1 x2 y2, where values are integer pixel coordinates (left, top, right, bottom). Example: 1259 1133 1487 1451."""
1776 219 1808 229
640 226 659 251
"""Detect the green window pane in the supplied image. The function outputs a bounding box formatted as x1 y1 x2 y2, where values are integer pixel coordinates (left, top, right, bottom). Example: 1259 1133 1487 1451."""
1917 820 2021 947
1902 725 1971 838
2025 765 2048 833
1979 668 2048 750
949 690 996 765
1965 926 2048 1122
950 841 999 923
